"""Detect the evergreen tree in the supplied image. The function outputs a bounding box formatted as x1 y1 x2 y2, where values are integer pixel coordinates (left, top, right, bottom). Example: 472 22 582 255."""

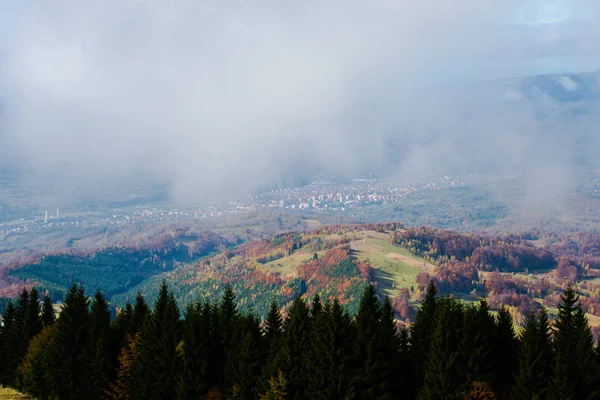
229 313 262 399
15 288 30 322
2 300 15 330
112 301 133 351
572 304 599 398
131 281 181 400
14 288 31 364
548 360 573 400
549 285 579 399
419 297 465 400
378 295 402 397
352 284 382 398
220 284 238 391
25 287 42 339
460 301 494 387
206 301 224 393
398 324 412 397
89 290 113 399
310 293 323 320
273 297 311 399
492 306 517 394
353 284 399 399
537 307 554 384
262 300 283 393
411 279 438 390
177 302 210 399
129 292 149 336
514 311 550 400
305 299 356 399
41 294 55 327
48 284 92 400
0 301 17 384
263 300 283 348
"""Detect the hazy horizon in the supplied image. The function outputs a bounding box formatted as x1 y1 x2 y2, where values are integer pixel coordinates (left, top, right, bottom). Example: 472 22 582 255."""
0 1 599 209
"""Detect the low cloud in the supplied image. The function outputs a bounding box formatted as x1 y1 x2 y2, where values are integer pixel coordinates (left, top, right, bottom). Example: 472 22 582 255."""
558 76 579 91
0 1 598 207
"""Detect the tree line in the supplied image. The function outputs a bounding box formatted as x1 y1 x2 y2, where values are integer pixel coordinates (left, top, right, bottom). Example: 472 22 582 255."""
0 281 599 399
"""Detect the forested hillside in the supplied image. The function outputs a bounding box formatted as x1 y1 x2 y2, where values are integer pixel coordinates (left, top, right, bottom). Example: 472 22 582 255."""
1 282 598 399
8 222 600 335
3 230 230 303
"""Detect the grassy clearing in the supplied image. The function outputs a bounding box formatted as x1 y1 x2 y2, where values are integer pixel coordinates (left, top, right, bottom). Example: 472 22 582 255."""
348 231 433 297
263 251 320 277
0 387 31 400
258 230 436 298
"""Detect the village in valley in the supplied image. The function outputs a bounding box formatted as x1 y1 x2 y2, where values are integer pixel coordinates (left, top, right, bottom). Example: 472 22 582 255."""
0 176 464 244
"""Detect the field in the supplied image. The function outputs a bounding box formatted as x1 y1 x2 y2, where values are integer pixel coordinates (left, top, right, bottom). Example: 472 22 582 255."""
264 251 322 277
347 231 433 296
260 229 432 297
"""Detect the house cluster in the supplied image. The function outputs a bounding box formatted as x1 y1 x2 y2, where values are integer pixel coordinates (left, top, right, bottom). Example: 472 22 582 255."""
249 178 461 212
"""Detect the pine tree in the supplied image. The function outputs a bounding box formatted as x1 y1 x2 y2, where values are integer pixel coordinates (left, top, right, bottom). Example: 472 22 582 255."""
177 302 210 399
229 313 262 399
378 295 402 397
25 287 42 339
261 300 283 393
273 297 310 399
548 359 573 400
129 292 149 336
0 301 17 385
41 294 55 327
536 307 554 384
514 312 548 400
411 279 438 390
549 285 579 399
15 288 30 322
492 306 517 394
14 288 31 364
546 285 600 399
112 301 133 351
572 304 599 398
48 284 92 400
264 300 283 347
398 324 412 397
205 301 224 393
305 299 356 399
131 281 181 400
419 297 465 400
2 300 15 330
310 293 323 319
219 284 238 391
353 284 397 399
460 301 494 387
89 290 113 400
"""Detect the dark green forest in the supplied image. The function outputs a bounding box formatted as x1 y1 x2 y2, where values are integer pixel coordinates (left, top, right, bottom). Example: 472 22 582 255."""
9 236 223 303
0 281 599 399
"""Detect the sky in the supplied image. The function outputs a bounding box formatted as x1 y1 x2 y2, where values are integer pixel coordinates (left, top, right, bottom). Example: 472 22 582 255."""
0 1 598 205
